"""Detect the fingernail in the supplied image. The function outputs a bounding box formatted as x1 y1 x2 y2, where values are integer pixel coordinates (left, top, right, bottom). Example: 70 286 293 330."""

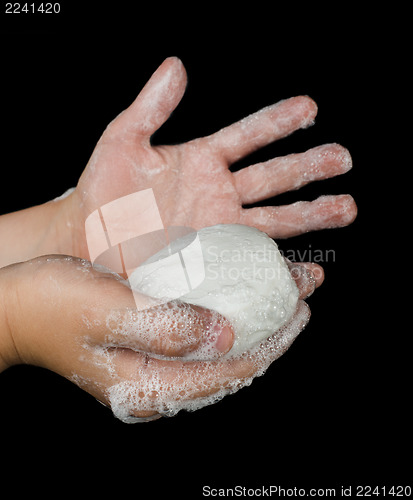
214 325 234 354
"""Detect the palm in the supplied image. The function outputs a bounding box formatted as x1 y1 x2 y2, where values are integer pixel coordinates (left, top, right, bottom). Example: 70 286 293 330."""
78 136 240 228
73 58 356 259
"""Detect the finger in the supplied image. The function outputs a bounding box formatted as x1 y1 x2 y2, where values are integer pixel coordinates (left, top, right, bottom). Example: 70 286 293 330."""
107 300 310 419
286 260 324 295
286 260 317 299
234 143 352 204
240 194 357 239
102 299 234 359
298 262 325 288
207 96 318 164
106 57 187 139
78 271 235 359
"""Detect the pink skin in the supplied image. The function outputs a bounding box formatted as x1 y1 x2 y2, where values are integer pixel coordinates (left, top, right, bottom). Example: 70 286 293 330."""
60 57 356 260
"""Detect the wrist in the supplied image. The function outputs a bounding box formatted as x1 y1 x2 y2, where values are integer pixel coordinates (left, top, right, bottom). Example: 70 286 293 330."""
34 193 78 258
0 258 58 371
53 188 88 259
0 264 22 372
0 189 81 267
38 188 87 260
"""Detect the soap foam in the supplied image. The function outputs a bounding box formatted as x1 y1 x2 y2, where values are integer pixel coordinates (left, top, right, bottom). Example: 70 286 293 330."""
104 300 229 360
107 301 310 423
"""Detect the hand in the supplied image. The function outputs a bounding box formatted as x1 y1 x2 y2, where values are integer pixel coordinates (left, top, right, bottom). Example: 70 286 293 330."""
0 255 235 417
0 255 320 422
56 57 356 260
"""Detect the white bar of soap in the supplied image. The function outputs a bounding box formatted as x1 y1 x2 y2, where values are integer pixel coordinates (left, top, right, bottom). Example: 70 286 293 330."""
129 224 299 356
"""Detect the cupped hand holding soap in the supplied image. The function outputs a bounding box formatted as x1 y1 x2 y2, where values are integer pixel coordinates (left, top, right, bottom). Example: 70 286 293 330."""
129 224 299 356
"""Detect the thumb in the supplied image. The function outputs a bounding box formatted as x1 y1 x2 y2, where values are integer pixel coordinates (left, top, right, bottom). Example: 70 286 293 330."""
107 57 187 139
103 299 234 359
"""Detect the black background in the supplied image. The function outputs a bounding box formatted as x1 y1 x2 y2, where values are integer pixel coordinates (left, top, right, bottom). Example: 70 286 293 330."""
0 3 409 496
